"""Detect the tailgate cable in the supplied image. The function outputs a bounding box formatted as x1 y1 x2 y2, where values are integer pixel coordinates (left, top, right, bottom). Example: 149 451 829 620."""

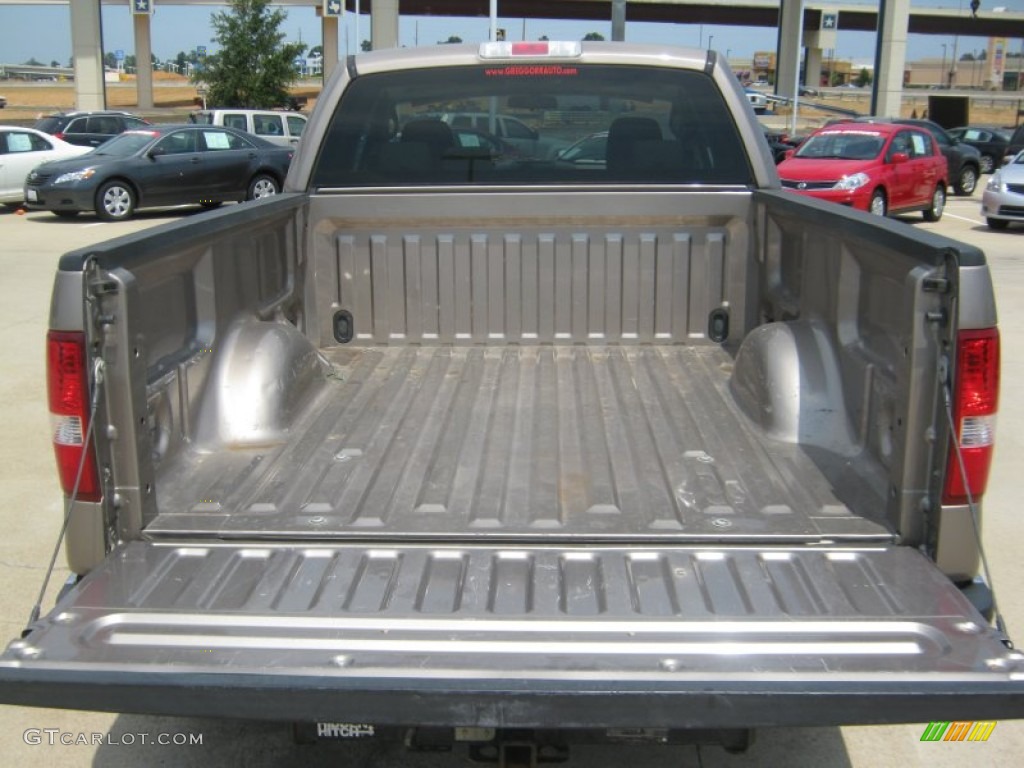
941 380 1012 647
25 357 105 631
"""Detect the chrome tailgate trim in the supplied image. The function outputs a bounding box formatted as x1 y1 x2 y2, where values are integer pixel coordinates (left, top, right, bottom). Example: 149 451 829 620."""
2 541 1023 725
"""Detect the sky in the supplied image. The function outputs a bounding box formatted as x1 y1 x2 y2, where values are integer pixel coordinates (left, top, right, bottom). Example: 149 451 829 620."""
0 1 1022 69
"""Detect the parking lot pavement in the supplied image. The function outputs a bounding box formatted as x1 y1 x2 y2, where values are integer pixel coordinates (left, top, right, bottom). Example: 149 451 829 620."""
0 200 1022 767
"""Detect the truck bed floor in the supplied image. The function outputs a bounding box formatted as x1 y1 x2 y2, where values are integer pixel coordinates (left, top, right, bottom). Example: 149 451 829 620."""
148 345 891 542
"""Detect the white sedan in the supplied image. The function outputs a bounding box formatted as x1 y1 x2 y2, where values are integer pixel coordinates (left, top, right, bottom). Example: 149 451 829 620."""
0 126 91 206
981 150 1024 230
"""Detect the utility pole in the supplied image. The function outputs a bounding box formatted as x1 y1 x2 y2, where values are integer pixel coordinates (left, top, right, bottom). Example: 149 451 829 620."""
612 0 625 41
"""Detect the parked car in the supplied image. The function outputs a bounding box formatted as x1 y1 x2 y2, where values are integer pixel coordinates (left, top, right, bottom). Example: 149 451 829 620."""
0 126 91 206
947 125 1012 173
33 110 151 148
23 124 293 220
1000 123 1024 164
761 124 800 163
744 88 769 114
981 149 1024 230
841 117 981 195
438 112 569 159
450 127 524 162
777 121 948 220
555 131 608 168
189 108 308 147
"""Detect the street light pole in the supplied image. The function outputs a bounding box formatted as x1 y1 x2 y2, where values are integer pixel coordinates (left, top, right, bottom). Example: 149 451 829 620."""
950 0 963 88
941 44 947 89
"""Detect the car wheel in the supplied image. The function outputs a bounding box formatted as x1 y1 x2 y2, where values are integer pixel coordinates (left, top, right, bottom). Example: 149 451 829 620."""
96 180 136 221
246 174 279 200
987 217 1009 230
922 185 945 222
980 154 995 174
869 189 887 216
955 165 978 196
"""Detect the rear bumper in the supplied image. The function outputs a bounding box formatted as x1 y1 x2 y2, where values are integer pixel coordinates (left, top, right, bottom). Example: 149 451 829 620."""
1 668 1023 728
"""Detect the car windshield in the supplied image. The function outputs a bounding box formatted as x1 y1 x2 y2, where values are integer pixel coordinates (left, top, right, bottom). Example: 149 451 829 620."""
312 63 753 186
795 132 885 160
92 132 158 156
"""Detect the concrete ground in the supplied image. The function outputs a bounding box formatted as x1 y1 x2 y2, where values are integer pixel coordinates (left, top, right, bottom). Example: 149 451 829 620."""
0 192 1021 766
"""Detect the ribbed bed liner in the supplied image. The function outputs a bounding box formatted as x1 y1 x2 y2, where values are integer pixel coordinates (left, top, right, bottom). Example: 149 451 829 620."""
148 345 891 542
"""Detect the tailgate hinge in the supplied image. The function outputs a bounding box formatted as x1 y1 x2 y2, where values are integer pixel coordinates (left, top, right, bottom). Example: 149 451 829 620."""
85 259 119 328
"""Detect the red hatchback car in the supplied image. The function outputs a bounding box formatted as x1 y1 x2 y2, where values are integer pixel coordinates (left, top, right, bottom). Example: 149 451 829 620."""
776 122 948 221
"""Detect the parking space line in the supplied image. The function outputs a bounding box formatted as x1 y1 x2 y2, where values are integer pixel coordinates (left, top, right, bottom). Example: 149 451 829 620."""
945 212 985 226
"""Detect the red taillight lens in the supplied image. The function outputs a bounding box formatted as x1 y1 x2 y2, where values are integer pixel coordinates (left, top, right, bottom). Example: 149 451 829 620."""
943 328 1000 505
510 42 550 56
47 330 101 502
54 132 65 140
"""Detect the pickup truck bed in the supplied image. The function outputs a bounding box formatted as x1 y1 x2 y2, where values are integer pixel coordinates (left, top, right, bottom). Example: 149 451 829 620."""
148 343 890 542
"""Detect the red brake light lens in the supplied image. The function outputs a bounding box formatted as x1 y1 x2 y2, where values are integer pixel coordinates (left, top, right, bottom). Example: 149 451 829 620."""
943 328 999 505
511 42 550 56
47 330 101 502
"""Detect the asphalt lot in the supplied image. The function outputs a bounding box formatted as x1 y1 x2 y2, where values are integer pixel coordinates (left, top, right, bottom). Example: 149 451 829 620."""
0 193 1022 766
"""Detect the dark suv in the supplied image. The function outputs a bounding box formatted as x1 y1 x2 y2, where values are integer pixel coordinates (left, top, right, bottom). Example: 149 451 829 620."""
844 117 982 196
33 110 151 148
1007 124 1024 162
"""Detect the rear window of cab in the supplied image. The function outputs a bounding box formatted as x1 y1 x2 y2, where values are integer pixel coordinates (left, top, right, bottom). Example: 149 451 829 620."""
311 64 753 187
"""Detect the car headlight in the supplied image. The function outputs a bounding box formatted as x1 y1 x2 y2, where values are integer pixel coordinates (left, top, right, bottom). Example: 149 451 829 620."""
986 174 1003 192
833 172 870 191
53 168 96 185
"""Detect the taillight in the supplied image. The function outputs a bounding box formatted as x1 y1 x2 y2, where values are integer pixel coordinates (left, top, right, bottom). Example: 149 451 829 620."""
47 331 101 502
943 328 1000 505
54 132 65 140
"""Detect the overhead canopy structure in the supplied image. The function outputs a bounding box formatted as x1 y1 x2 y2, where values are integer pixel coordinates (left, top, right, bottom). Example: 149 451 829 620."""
7 0 1023 116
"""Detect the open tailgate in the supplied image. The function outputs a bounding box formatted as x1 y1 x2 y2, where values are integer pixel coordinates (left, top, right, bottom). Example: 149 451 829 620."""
1 541 1023 727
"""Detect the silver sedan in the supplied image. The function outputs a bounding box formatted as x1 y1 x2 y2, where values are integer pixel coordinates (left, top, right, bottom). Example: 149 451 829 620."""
982 150 1024 230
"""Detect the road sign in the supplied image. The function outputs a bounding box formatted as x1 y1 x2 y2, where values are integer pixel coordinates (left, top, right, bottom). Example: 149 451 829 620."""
115 49 125 62
197 45 207 57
